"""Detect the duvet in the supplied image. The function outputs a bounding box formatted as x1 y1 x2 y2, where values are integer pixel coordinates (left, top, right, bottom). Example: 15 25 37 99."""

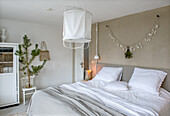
27 82 170 116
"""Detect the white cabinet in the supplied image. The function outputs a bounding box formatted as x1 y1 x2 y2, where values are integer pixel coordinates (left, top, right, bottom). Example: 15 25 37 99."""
0 43 19 107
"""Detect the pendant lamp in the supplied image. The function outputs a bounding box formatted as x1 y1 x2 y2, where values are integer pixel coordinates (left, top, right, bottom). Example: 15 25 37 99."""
63 8 92 49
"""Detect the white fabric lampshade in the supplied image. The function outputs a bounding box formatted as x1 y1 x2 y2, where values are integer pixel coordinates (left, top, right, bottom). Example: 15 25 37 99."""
63 9 92 44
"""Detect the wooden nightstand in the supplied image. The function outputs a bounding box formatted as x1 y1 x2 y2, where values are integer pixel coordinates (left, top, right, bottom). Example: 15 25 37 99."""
22 86 37 105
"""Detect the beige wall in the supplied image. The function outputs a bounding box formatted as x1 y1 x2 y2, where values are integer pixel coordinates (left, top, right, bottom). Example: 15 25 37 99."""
90 5 170 74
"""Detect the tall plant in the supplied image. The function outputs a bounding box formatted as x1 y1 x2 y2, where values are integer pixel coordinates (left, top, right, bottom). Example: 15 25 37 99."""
15 35 46 88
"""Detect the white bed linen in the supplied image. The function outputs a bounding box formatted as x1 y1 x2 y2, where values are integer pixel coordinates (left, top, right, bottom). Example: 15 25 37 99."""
110 87 170 116
104 81 128 91
61 82 170 116
82 80 108 89
28 90 81 116
93 67 123 82
128 67 167 95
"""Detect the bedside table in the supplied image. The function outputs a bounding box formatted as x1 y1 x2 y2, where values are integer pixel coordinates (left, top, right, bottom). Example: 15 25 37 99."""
83 78 92 81
22 86 37 105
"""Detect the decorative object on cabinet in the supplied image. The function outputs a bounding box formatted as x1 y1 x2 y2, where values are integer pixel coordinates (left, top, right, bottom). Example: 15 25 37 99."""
0 28 7 42
0 43 19 108
106 15 160 59
15 35 46 88
39 41 50 61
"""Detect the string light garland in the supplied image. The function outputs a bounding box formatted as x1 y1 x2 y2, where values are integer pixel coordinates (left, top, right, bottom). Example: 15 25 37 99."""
106 15 160 59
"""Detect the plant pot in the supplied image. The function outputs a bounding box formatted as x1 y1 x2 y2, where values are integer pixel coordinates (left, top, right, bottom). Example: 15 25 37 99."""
21 75 35 88
25 82 33 88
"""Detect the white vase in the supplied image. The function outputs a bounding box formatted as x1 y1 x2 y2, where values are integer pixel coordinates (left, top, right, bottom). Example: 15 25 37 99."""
1 28 7 42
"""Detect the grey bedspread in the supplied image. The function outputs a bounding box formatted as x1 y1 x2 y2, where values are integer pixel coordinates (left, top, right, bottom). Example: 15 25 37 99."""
27 86 124 116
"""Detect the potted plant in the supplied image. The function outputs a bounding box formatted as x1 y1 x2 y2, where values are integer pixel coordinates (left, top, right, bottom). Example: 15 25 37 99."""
15 35 46 88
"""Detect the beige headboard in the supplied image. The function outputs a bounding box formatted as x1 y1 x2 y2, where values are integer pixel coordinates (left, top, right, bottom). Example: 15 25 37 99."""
96 63 170 92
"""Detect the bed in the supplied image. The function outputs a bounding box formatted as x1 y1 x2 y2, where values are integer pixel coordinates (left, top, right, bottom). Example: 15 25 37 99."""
27 63 170 116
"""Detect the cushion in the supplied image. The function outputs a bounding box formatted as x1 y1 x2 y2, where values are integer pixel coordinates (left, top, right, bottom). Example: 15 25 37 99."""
128 67 167 95
83 80 107 89
93 67 123 82
104 81 128 92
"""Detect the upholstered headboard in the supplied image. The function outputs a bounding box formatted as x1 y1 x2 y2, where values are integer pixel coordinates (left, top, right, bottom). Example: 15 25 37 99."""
96 63 170 92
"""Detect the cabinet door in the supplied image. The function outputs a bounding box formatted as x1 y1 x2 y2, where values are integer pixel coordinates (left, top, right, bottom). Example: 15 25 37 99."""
0 45 17 106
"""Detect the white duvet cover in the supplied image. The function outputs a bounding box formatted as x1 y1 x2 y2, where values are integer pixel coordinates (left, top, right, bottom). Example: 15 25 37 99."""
28 81 170 116
61 82 170 116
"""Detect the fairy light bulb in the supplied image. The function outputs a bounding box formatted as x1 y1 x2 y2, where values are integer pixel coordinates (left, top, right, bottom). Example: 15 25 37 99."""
155 24 159 28
148 33 153 36
111 36 115 40
153 30 157 34
136 45 140 49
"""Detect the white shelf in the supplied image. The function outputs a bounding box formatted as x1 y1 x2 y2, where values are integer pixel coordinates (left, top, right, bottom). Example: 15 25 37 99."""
0 43 19 46
0 52 13 54
0 61 13 63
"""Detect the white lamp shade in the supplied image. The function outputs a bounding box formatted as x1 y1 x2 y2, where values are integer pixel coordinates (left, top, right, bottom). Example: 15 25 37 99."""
63 9 92 43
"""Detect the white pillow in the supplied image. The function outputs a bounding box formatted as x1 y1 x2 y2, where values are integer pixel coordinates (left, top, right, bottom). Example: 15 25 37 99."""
104 81 128 92
128 67 167 95
93 67 123 82
83 80 107 89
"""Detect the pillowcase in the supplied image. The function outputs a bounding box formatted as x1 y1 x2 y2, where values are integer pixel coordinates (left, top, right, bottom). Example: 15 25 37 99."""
83 80 107 89
104 81 128 92
93 67 123 82
128 67 167 95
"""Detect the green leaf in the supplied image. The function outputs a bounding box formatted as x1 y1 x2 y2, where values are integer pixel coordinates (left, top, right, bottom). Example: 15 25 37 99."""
15 35 47 77
35 44 38 49
125 48 133 59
